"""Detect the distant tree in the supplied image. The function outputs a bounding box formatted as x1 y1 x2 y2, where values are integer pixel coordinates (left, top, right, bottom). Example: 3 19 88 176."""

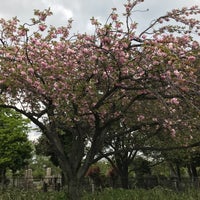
29 154 61 179
143 126 200 181
101 101 200 189
160 147 200 181
35 134 59 166
131 156 152 188
101 120 161 189
132 156 151 175
185 149 200 180
0 108 32 188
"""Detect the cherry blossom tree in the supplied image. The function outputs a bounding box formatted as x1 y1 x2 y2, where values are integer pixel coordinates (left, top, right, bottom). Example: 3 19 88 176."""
0 0 199 198
101 95 200 189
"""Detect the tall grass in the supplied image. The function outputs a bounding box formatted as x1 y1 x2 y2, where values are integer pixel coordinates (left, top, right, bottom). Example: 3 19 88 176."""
0 189 66 200
1 187 200 200
83 187 200 200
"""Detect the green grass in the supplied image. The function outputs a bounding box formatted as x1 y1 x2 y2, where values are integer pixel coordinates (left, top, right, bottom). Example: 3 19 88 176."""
83 187 200 200
0 189 66 200
1 187 200 200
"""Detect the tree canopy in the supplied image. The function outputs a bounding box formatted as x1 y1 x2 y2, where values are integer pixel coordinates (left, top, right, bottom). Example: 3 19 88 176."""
0 108 32 187
0 0 199 199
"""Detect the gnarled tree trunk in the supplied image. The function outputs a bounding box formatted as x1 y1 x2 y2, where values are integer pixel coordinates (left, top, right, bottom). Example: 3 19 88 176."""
67 177 83 200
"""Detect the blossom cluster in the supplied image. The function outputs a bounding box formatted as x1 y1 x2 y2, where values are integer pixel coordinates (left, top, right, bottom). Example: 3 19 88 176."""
0 0 199 138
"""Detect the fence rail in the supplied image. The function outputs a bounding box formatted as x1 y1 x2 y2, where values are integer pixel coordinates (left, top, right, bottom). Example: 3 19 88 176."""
2 176 200 192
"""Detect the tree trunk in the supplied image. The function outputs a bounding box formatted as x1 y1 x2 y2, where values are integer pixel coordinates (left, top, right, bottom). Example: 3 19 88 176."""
67 177 82 200
44 127 85 199
175 163 181 181
191 164 198 182
120 172 129 189
187 163 197 181
0 169 6 190
58 153 87 200
187 164 192 179
118 163 129 189
169 163 176 177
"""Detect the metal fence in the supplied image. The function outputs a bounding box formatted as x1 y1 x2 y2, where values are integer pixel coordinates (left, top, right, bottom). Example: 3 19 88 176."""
6 177 62 191
4 176 200 192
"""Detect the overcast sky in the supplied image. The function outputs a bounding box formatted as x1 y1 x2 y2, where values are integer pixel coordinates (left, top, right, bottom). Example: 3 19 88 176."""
1 0 200 34
1 0 199 140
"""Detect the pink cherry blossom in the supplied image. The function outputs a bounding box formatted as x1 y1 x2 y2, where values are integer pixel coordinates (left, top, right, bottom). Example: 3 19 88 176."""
170 98 179 105
0 3 199 197
20 71 27 76
28 68 34 74
137 115 145 121
39 24 47 31
188 55 196 62
171 129 176 137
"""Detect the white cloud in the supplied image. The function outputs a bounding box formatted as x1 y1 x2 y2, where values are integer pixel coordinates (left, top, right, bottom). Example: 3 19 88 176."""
52 4 73 19
0 0 199 33
41 0 73 19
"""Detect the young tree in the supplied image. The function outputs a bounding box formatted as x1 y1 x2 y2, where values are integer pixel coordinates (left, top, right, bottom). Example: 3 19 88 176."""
0 0 199 198
142 118 200 182
99 97 200 189
0 108 32 188
34 134 60 167
29 154 61 179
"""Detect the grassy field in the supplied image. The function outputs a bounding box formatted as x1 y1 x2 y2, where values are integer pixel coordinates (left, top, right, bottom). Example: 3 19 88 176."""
83 187 200 200
1 187 200 200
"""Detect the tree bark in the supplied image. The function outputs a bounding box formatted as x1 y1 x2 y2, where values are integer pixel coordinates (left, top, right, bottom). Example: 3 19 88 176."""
120 171 129 189
57 160 85 200
191 164 198 181
187 164 192 179
187 163 197 181
67 178 82 200
175 163 181 181
169 163 176 177
117 159 129 189
0 169 6 190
